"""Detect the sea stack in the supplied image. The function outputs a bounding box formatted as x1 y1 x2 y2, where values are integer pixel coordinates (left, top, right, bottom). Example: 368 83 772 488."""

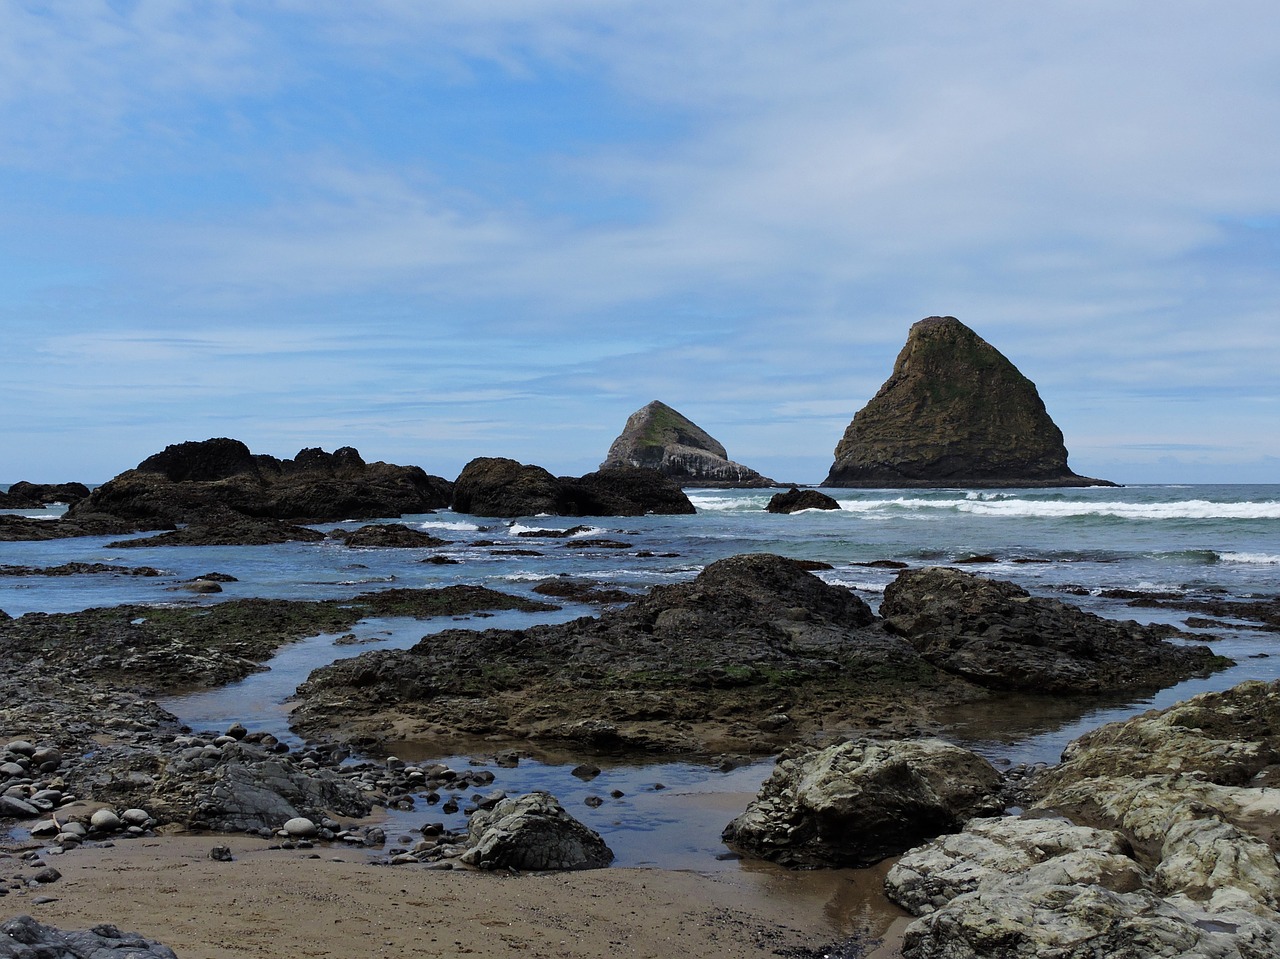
823 317 1114 488
601 401 776 488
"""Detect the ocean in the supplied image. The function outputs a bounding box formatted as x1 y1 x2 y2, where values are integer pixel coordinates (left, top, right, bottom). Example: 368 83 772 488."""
3 482 1278 868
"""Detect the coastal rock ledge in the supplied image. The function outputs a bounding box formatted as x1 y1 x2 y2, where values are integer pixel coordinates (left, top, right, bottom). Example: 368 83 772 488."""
601 400 776 488
823 316 1115 488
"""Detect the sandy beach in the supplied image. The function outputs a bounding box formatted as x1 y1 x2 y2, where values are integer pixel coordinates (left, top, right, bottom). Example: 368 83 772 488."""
9 835 908 958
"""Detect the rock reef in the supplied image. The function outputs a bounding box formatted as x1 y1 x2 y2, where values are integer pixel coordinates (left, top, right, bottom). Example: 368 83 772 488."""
601 400 776 487
824 316 1114 488
291 557 1224 757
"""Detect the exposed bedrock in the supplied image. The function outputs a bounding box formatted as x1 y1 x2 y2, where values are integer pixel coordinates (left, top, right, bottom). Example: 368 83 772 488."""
823 316 1115 488
886 680 1280 959
601 400 776 487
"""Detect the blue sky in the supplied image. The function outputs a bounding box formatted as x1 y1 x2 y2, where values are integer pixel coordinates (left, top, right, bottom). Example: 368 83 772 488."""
2 1 1277 485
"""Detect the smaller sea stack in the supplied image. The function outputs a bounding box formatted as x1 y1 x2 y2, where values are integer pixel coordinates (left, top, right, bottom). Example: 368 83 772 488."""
602 401 775 488
823 317 1114 488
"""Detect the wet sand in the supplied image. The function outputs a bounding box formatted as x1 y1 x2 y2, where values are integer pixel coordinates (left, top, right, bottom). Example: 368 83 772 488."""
13 835 908 958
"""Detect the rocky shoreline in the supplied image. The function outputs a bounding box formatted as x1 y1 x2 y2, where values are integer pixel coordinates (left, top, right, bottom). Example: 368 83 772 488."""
3 469 1278 957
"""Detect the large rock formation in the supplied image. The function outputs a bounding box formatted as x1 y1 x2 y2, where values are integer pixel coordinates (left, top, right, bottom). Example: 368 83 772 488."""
824 317 1114 488
65 438 453 525
886 681 1280 959
450 457 695 517
601 400 776 487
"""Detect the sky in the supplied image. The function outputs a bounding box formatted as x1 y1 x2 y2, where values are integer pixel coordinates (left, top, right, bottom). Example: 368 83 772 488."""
2 1 1278 486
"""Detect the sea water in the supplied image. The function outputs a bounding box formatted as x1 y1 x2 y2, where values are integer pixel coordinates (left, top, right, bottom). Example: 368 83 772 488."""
2 483 1278 867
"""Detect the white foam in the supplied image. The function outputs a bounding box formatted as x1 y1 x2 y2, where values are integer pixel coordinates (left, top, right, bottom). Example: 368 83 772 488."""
835 497 1280 521
1220 552 1280 565
418 520 482 532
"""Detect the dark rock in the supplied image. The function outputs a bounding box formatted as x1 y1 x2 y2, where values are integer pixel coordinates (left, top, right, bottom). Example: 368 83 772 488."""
532 579 636 605
0 562 164 577
600 400 776 487
292 553 932 757
765 487 841 514
110 512 326 548
67 437 453 525
451 458 565 517
560 466 697 516
451 457 694 517
3 481 91 507
823 316 1115 488
879 566 1229 693
0 513 174 542
0 915 178 959
328 523 449 548
460 791 614 870
724 739 1003 868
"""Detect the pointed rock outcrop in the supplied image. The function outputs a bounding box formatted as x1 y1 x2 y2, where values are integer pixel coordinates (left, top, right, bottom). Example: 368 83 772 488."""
823 317 1114 488
601 401 776 488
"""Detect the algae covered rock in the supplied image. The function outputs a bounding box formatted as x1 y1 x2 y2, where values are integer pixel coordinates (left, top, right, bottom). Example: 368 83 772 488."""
602 400 776 487
824 317 1114 488
880 566 1227 693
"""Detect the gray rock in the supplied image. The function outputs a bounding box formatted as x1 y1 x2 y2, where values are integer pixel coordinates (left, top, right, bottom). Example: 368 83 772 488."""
601 400 777 488
282 816 318 837
461 791 613 871
0 795 39 818
0 914 179 958
887 681 1280 958
722 738 1004 868
90 808 122 832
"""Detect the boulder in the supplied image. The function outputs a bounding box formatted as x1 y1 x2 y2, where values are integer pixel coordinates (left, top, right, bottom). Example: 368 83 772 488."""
601 400 776 487
879 566 1227 693
823 316 1114 488
451 457 694 517
0 915 178 959
460 791 614 870
721 738 1004 867
765 487 841 514
66 438 453 525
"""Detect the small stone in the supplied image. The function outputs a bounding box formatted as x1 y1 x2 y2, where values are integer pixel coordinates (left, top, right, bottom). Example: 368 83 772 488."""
32 866 61 884
209 846 233 862
282 817 318 838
